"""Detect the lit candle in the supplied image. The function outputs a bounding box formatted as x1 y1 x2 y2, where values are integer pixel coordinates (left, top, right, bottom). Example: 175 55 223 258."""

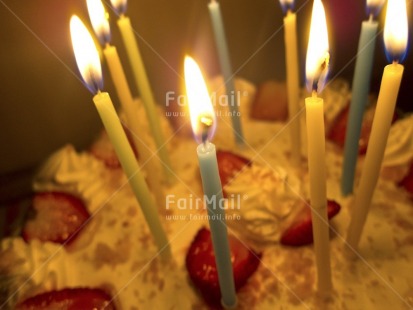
279 0 301 167
109 0 173 182
70 15 170 260
341 0 385 196
86 0 164 207
185 56 237 308
305 0 332 293
347 0 408 250
208 0 244 146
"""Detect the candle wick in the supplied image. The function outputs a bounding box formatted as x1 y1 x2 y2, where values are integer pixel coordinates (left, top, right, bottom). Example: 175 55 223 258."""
312 90 317 98
199 113 213 144
369 14 373 22
392 60 399 65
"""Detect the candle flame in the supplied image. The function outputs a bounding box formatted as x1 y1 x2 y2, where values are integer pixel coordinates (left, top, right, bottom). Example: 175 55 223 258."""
305 0 329 93
384 0 408 63
279 0 294 13
70 15 103 94
184 56 217 144
87 0 111 45
110 0 127 15
366 0 385 17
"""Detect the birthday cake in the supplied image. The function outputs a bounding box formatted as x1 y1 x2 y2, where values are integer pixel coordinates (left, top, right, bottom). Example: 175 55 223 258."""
1 77 413 310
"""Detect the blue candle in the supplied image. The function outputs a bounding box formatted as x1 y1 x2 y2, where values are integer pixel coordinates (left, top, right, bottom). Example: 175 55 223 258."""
208 0 244 145
185 56 237 308
341 1 384 196
197 142 237 308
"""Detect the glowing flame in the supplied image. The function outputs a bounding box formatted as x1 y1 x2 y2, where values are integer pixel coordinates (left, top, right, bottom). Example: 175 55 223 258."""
384 0 408 63
279 0 294 13
305 0 329 93
110 0 127 15
366 0 385 17
70 15 103 94
184 56 217 144
87 0 111 45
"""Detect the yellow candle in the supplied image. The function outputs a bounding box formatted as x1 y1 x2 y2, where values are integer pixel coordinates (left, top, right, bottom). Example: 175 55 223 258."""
305 0 332 293
111 1 173 182
86 0 165 208
70 15 170 260
347 0 408 250
280 0 301 167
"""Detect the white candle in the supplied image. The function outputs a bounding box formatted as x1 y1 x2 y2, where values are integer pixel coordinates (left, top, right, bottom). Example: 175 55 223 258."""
280 0 301 167
305 0 332 293
208 0 244 146
347 0 408 250
110 0 173 182
70 15 170 260
86 0 164 207
185 56 237 308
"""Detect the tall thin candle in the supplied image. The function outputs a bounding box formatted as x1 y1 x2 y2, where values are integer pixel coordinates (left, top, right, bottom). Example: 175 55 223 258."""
347 0 408 250
185 56 237 308
70 15 170 260
208 0 244 146
305 0 332 293
341 0 384 196
280 0 301 167
109 0 173 182
86 0 164 207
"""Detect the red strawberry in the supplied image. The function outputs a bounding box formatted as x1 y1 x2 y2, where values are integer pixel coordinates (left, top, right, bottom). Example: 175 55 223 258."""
186 228 261 307
22 192 90 245
328 104 397 155
280 200 341 246
89 130 121 169
398 162 413 195
15 287 116 310
216 150 251 189
89 129 138 169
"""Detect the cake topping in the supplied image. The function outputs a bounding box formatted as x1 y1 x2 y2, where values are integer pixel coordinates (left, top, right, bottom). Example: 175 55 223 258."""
383 114 413 167
33 145 110 204
224 164 301 243
185 228 261 307
280 200 341 246
22 192 90 245
15 287 116 310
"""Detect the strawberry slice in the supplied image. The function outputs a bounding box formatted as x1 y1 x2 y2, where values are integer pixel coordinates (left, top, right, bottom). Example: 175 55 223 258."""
398 162 413 196
89 129 138 169
22 192 90 245
89 130 121 169
280 200 341 246
186 228 261 307
328 105 398 155
15 287 116 310
216 150 251 189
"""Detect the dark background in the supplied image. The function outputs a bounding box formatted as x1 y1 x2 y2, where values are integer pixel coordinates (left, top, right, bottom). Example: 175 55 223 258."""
0 0 412 197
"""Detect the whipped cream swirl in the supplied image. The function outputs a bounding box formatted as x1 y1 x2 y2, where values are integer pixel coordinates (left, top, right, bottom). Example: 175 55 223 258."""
224 164 301 243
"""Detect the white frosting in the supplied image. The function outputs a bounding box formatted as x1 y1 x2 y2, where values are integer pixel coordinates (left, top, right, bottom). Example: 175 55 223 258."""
224 164 301 242
1 78 413 310
383 114 413 167
33 144 124 210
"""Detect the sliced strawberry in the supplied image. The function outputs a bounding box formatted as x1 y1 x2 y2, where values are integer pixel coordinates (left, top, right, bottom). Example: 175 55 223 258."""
22 192 90 245
186 228 261 307
216 150 251 189
280 200 341 246
398 162 413 196
15 287 116 310
89 130 121 169
328 105 398 155
89 129 138 169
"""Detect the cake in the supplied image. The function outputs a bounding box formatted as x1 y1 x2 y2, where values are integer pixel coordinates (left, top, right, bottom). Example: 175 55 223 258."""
1 77 413 310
